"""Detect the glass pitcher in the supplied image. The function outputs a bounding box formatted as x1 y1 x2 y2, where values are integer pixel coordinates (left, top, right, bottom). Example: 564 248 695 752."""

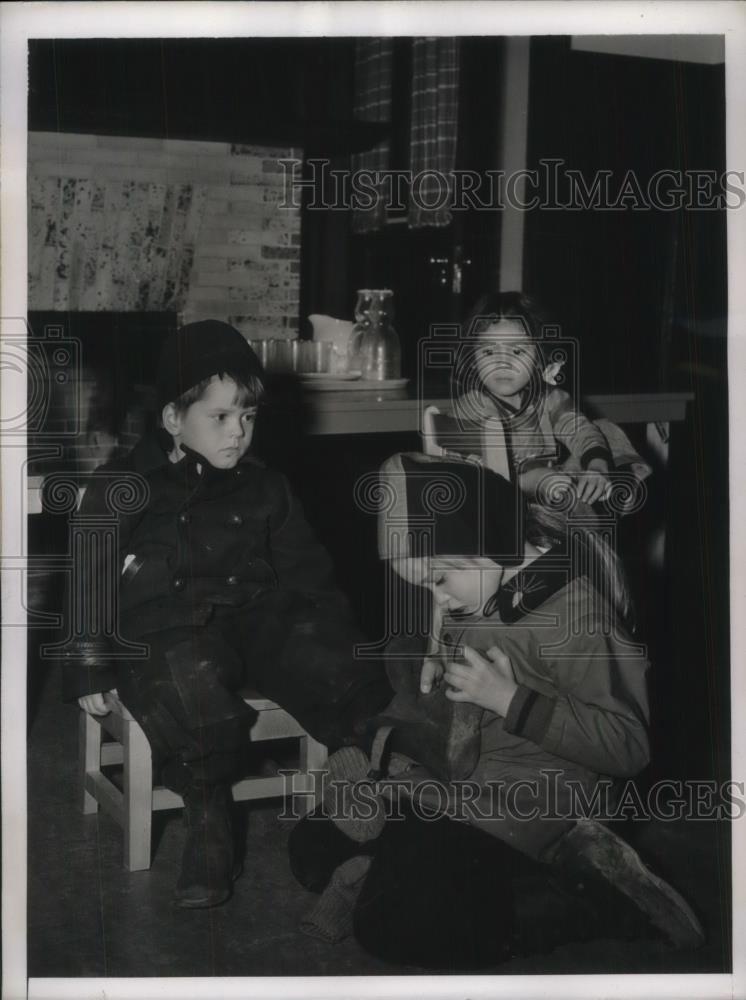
348 289 402 380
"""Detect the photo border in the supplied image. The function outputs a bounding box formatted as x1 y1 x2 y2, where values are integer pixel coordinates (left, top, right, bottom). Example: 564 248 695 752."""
2 3 744 998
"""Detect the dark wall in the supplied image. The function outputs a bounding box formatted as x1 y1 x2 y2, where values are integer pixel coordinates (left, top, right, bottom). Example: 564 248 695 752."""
28 38 376 154
524 37 726 394
522 39 729 784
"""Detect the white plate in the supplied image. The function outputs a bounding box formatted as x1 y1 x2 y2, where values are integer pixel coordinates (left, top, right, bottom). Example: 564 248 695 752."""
299 371 362 382
301 377 409 393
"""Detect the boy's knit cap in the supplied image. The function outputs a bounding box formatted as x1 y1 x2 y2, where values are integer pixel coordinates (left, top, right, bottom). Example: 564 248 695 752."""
156 320 264 411
377 452 524 566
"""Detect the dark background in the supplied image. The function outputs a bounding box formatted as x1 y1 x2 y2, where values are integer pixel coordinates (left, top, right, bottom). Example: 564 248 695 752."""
28 38 727 381
28 37 729 792
28 35 729 791
24 32 731 977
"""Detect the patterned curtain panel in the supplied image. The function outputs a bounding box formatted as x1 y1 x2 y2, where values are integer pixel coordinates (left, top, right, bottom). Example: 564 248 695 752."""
28 178 207 311
351 38 394 234
408 37 460 229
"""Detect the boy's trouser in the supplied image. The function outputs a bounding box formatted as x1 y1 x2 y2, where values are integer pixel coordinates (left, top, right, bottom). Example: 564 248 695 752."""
116 589 393 793
115 625 253 792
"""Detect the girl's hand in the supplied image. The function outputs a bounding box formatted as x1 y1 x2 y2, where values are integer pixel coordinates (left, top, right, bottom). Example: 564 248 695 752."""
443 645 518 716
420 657 444 693
577 460 611 505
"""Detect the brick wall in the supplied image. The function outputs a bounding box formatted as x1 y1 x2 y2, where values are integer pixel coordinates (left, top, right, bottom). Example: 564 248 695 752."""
27 133 303 476
28 132 302 339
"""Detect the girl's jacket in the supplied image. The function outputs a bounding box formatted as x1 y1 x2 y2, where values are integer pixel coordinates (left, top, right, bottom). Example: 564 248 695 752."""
383 564 651 785
455 386 652 485
441 569 651 780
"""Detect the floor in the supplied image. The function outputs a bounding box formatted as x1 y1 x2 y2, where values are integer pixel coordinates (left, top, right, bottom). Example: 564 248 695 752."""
27 660 732 982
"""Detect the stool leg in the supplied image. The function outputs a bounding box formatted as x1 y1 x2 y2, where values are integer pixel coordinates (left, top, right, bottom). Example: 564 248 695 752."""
122 718 154 872
305 735 328 773
297 734 327 814
79 710 101 815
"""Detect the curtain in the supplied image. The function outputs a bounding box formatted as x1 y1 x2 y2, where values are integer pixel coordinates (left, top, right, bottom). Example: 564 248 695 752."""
408 38 460 229
28 177 207 311
351 38 394 234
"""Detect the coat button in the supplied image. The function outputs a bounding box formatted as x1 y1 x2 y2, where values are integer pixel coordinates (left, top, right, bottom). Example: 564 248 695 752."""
178 512 190 524
229 513 243 526
442 631 454 643
173 576 185 590
226 575 240 586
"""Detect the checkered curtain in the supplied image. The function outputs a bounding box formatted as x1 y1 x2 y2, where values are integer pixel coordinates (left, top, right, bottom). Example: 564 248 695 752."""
408 37 460 229
351 38 394 234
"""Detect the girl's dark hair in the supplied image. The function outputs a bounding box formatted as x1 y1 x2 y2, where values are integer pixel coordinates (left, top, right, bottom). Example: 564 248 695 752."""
525 500 635 633
464 290 549 343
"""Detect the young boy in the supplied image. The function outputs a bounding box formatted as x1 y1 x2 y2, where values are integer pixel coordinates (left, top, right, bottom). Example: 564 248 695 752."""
325 452 704 952
61 320 392 908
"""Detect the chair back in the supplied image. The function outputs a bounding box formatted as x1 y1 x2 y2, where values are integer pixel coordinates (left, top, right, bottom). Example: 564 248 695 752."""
421 405 511 481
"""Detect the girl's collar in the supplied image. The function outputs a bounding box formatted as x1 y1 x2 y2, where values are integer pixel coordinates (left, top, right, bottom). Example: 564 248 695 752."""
481 385 540 421
489 548 575 623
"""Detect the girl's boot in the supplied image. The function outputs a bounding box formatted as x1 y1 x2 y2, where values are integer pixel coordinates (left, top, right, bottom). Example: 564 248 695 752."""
544 819 705 949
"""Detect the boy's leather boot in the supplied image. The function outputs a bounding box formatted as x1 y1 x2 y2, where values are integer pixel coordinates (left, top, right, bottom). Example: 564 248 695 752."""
544 819 705 949
173 782 237 909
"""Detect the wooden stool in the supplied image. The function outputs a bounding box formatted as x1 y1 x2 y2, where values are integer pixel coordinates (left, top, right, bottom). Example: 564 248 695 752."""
79 691 327 871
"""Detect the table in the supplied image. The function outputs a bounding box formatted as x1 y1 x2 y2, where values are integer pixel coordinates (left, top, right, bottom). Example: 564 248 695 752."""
303 389 693 435
26 391 693 513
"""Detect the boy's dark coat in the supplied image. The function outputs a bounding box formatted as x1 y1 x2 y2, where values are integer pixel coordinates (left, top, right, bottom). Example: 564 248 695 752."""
61 431 387 742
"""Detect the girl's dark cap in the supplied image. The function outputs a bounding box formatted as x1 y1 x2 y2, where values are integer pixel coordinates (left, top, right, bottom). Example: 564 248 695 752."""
377 451 524 566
